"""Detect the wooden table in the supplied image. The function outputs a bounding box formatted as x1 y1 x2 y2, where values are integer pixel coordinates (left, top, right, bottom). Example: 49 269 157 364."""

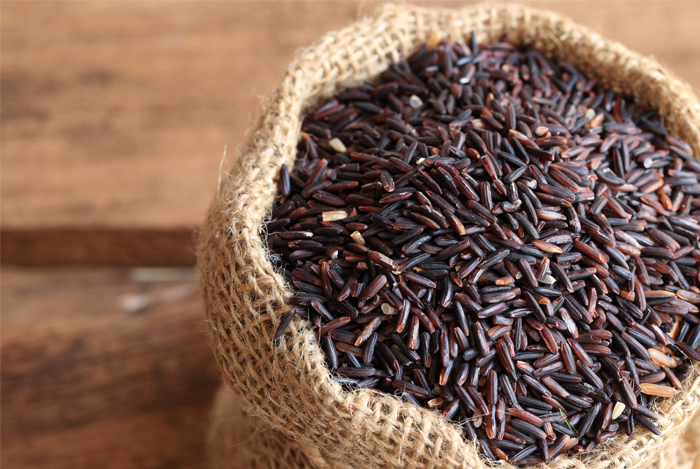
3 2 700 468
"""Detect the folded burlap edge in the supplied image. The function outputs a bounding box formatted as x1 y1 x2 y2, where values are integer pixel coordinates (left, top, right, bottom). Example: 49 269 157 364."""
198 3 700 469
208 385 700 469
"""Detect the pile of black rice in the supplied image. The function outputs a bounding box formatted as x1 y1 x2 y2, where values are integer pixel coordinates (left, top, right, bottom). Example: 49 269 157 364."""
265 34 700 465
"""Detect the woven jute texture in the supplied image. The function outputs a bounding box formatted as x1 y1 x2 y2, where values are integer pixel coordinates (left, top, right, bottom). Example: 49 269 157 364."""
208 385 700 469
198 3 700 469
207 385 313 469
208 385 344 469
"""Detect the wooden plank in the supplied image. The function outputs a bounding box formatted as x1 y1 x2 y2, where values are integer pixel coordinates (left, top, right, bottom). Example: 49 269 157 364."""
3 1 700 265
1 266 221 469
1 228 196 266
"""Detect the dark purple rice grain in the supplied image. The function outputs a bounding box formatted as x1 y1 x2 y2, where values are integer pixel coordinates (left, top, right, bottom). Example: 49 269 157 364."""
634 414 662 436
274 309 296 340
265 36 700 464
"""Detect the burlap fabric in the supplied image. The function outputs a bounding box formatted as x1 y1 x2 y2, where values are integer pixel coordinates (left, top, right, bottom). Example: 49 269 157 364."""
198 3 700 468
207 386 700 469
207 385 314 469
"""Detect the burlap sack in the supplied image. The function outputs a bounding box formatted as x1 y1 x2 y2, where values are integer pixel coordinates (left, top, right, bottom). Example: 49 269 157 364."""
198 3 700 468
207 385 313 469
207 385 700 469
208 385 343 469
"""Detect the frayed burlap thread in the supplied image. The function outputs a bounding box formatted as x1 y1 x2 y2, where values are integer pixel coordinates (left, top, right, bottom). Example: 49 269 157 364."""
208 385 700 469
198 3 700 469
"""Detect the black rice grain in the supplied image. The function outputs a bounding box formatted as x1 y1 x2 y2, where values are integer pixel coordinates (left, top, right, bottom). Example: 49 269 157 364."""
266 35 700 464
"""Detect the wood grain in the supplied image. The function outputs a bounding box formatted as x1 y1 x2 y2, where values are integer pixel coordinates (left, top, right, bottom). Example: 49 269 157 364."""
1 266 220 468
3 1 700 266
2 227 196 266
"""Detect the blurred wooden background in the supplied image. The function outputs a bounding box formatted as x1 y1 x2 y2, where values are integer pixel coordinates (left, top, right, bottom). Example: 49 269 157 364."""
2 1 700 468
